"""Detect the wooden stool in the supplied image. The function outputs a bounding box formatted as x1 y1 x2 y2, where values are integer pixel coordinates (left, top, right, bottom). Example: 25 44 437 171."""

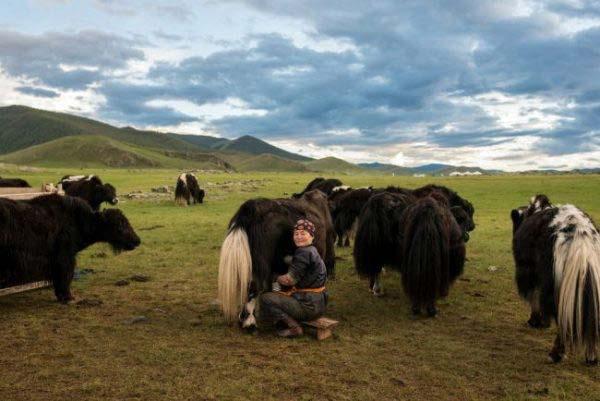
302 317 339 340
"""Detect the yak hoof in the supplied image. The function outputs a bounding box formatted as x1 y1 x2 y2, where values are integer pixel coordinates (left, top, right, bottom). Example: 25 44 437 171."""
411 306 421 316
548 352 564 363
585 358 598 366
426 306 438 317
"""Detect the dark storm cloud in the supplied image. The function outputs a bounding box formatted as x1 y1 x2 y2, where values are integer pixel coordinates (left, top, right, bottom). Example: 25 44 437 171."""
0 30 144 89
15 86 60 98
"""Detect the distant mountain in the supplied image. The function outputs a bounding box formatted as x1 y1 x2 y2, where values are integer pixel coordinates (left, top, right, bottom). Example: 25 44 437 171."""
0 105 310 165
359 162 413 175
173 133 231 150
0 135 233 169
306 157 366 174
412 163 454 173
0 105 198 155
237 154 311 172
214 135 312 162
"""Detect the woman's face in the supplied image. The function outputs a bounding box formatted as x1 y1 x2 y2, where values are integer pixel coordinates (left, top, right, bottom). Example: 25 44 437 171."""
293 229 313 247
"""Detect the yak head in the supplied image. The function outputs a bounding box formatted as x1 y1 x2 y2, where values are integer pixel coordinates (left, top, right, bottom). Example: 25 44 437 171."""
97 208 141 252
450 206 474 242
510 194 552 234
195 188 205 204
103 183 119 205
510 206 529 233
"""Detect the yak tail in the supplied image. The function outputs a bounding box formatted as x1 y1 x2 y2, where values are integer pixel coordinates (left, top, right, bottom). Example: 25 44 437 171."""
555 227 600 358
401 200 449 306
175 175 188 206
217 227 252 322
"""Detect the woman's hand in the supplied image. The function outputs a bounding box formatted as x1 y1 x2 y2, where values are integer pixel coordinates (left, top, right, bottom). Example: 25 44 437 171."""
277 274 295 287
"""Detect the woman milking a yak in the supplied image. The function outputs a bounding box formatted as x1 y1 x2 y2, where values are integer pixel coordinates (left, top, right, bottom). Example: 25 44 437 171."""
217 189 335 336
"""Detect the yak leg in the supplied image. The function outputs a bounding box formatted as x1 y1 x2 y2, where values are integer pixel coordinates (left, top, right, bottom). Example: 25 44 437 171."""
548 332 566 363
343 234 350 247
52 253 76 303
369 273 384 297
426 301 438 317
586 341 598 366
527 288 550 328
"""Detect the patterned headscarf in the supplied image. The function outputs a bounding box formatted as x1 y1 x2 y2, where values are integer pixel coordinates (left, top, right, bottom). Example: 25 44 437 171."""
294 218 315 237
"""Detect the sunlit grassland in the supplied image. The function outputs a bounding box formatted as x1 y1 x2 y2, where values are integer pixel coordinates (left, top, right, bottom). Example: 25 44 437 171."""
1 167 600 401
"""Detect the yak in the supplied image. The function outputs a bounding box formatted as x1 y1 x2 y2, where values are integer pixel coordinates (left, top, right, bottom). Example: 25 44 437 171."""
353 187 468 316
175 173 205 206
0 178 31 188
59 175 118 211
0 194 140 302
217 190 336 327
330 187 374 247
292 177 344 198
511 194 600 364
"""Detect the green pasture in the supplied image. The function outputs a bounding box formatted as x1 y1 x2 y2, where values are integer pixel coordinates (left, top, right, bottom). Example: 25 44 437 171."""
1 167 600 401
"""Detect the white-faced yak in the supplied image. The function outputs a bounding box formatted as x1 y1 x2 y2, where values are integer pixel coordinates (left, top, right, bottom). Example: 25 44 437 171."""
217 190 336 327
0 194 140 302
59 175 118 211
292 177 343 198
353 186 470 316
0 177 31 188
511 194 600 365
175 173 205 206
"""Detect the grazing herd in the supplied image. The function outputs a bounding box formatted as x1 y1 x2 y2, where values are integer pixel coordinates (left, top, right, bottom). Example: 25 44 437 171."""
1 171 599 364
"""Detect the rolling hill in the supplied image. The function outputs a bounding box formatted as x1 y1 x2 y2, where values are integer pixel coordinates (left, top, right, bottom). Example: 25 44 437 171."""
0 105 199 155
305 157 366 174
236 154 311 172
0 135 233 169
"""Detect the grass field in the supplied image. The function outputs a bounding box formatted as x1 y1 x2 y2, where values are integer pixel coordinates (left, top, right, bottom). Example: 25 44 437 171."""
1 167 600 401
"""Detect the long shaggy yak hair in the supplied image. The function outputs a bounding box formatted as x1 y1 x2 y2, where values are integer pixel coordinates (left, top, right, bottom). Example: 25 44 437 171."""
353 187 467 316
61 175 118 211
292 177 343 198
175 173 205 206
399 197 466 316
0 194 140 302
217 190 336 324
511 194 600 364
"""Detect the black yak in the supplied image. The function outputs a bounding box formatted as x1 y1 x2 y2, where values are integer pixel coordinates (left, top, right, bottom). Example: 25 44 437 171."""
0 194 140 302
330 187 373 247
353 188 467 315
59 175 118 211
217 190 336 326
175 173 205 206
511 195 600 364
0 178 31 188
353 191 416 296
412 184 476 239
398 197 466 316
292 177 344 198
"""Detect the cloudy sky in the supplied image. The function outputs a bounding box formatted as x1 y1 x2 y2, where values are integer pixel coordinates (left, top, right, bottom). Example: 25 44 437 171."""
1 0 599 170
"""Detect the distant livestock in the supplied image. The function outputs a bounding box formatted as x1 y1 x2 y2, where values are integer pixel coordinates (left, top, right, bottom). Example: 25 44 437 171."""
511 195 600 364
292 177 344 198
0 195 140 302
59 175 118 211
217 190 336 327
175 173 205 206
0 177 31 188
